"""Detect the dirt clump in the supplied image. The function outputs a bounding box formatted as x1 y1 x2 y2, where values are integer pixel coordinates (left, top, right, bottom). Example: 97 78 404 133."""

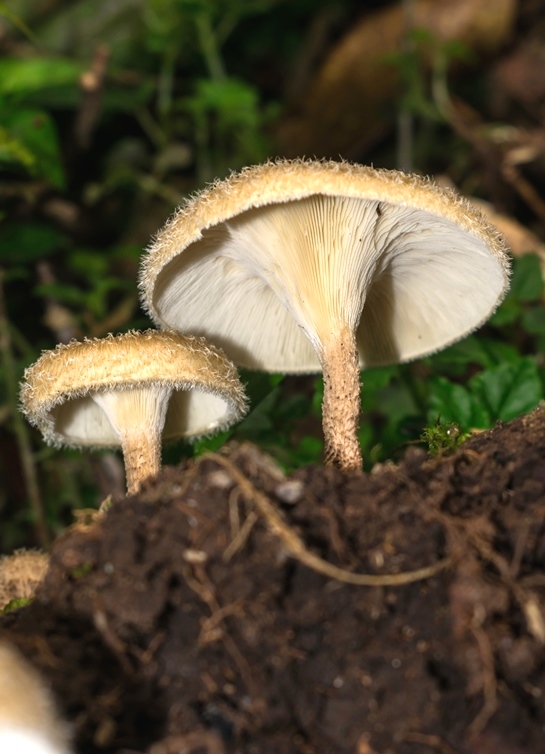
2 407 545 754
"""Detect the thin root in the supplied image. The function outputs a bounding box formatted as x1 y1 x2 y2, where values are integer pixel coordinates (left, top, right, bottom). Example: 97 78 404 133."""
206 453 450 587
404 732 460 754
223 510 259 562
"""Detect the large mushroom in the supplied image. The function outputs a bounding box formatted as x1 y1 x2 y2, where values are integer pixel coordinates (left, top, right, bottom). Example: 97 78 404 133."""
20 330 247 494
139 160 510 471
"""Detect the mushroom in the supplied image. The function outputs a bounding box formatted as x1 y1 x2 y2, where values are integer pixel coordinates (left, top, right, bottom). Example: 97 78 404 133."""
0 641 71 753
0 550 49 610
139 160 510 471
20 330 248 494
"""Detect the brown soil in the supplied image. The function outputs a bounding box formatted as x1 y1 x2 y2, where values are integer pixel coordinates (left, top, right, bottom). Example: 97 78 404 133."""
2 408 545 754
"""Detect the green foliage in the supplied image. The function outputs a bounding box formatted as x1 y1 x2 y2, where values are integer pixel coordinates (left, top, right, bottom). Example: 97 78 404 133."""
34 246 139 326
386 27 473 122
0 58 82 97
426 357 542 428
183 76 276 180
0 0 290 552
0 224 68 268
0 108 65 188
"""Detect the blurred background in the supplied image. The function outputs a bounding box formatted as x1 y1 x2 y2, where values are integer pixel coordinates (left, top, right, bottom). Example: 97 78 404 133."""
2 0 545 551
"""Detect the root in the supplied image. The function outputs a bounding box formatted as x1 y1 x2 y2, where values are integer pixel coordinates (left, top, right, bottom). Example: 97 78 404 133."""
404 732 461 754
206 453 450 588
468 622 497 738
182 561 262 707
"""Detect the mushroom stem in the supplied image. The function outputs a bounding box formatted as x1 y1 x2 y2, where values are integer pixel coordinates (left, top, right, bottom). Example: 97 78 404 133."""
320 323 363 471
92 386 170 494
118 426 162 495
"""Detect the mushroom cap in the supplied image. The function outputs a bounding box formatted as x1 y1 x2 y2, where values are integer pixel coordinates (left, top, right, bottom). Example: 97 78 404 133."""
0 641 70 754
20 330 247 448
139 159 510 372
0 550 49 609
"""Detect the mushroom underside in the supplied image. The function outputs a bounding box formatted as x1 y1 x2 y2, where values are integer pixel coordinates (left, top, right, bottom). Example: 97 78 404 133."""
45 387 236 448
151 196 506 372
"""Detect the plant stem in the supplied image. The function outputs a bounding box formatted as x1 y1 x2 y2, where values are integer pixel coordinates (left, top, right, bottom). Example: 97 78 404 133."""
158 45 177 121
397 0 416 171
0 270 50 547
195 10 226 81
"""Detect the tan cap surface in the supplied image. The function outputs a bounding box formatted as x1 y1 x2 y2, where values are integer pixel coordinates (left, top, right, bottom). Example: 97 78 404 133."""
20 330 247 448
0 550 48 610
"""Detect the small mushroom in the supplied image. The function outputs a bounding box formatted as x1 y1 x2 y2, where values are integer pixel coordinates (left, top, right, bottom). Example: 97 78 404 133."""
0 550 49 610
20 330 248 494
139 160 510 471
0 641 71 753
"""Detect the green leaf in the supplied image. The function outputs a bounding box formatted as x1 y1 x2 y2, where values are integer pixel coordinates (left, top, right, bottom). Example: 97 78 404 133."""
427 376 489 429
376 378 419 424
478 339 521 365
237 387 280 436
431 335 490 366
521 306 545 335
240 370 283 405
508 254 544 302
83 278 131 319
0 58 82 96
34 282 84 306
0 223 68 264
193 429 232 455
469 357 543 423
292 435 323 465
432 336 520 371
360 365 399 412
488 298 521 326
361 364 398 391
69 249 110 278
0 126 35 169
0 108 65 188
187 77 261 130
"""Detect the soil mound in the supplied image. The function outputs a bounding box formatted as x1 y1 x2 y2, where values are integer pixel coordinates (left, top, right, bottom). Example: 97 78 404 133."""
2 408 545 754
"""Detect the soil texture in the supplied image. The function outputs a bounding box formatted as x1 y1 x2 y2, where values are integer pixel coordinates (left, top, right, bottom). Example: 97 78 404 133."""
2 408 545 754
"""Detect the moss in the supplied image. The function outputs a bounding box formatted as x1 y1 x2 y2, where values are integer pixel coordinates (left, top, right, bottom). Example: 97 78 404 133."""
1 597 34 613
421 419 470 456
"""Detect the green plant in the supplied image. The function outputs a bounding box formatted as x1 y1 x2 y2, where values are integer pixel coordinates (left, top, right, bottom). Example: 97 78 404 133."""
420 419 469 457
0 0 290 550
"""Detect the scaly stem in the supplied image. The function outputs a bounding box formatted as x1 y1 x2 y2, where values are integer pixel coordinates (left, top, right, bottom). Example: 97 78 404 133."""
119 427 162 495
92 386 170 495
320 323 363 472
